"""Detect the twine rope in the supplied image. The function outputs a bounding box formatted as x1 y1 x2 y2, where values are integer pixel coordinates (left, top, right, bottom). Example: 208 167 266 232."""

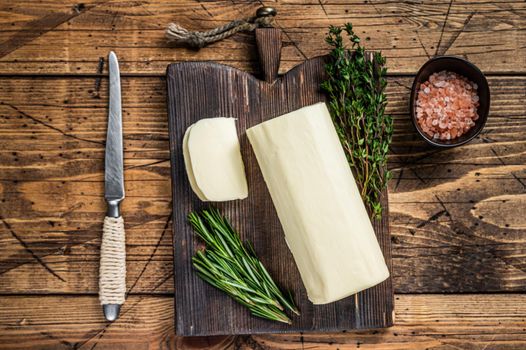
166 13 275 49
99 216 126 305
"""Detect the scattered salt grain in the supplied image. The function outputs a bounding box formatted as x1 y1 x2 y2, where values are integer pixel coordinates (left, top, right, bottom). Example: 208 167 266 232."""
416 70 480 141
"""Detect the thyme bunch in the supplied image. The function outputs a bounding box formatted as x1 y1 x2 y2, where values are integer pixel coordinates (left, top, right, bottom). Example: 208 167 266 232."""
321 23 393 218
188 208 299 324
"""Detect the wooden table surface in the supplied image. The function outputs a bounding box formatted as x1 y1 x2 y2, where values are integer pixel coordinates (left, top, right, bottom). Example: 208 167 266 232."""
0 1 525 349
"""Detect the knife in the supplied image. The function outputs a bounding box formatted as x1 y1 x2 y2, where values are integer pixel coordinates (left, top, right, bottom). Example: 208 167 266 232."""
99 51 126 322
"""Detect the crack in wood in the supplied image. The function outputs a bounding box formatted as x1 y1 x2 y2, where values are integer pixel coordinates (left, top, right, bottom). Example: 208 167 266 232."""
409 195 451 230
410 167 427 185
0 261 31 277
491 2 526 20
24 201 173 349
1 101 104 145
422 195 526 280
0 214 168 281
39 331 74 348
415 31 431 59
124 158 169 171
438 11 475 56
273 22 308 60
434 194 453 223
88 330 107 350
393 80 412 91
490 147 506 166
368 0 384 18
391 162 522 168
317 0 329 18
126 211 172 294
389 136 429 186
80 271 173 350
66 159 170 184
479 335 498 350
394 168 404 191
76 323 108 350
389 148 444 172
511 172 526 189
416 210 448 229
17 215 174 349
481 135 497 143
394 240 522 251
435 0 454 57
0 214 66 282
199 3 214 18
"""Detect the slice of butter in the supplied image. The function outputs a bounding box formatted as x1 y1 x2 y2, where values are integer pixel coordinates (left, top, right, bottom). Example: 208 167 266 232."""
182 125 207 201
184 118 248 201
246 102 389 304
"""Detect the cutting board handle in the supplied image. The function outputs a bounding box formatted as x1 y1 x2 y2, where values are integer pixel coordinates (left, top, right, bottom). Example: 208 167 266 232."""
255 28 282 83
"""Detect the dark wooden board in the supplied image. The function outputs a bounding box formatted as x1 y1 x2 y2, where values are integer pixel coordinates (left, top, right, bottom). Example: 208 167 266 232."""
166 28 393 336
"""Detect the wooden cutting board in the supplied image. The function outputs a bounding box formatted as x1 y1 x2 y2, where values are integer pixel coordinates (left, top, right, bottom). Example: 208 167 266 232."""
166 28 394 336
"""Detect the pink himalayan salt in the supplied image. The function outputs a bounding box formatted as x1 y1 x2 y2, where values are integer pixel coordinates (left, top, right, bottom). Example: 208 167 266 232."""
416 70 480 141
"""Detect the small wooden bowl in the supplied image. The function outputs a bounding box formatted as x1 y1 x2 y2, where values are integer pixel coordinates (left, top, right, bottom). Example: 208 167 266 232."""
410 56 490 147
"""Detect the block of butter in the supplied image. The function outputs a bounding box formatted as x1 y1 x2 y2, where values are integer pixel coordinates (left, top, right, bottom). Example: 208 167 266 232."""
183 118 248 202
246 102 389 304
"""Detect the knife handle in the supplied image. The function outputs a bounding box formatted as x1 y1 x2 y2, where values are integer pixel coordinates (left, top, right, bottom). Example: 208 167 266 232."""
99 216 126 321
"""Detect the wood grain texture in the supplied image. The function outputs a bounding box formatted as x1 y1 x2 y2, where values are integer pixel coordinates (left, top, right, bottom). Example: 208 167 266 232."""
0 294 525 349
256 28 282 83
0 75 524 296
389 76 526 293
0 0 524 347
0 0 524 75
166 28 393 335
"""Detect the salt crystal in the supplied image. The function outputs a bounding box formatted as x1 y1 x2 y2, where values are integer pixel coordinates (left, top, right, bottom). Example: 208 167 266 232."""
426 118 433 127
416 71 480 140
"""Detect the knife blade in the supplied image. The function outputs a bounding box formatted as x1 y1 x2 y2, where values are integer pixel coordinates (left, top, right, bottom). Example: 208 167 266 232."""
99 51 126 322
105 51 125 210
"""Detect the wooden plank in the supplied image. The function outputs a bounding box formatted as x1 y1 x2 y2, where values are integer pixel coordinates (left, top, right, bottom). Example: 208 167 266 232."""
166 32 393 334
0 295 176 350
0 75 175 294
0 294 525 349
0 76 524 295
0 0 524 75
389 76 526 292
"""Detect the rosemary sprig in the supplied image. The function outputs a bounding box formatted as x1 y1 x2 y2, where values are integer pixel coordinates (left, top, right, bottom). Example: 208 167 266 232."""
321 23 393 218
188 208 299 324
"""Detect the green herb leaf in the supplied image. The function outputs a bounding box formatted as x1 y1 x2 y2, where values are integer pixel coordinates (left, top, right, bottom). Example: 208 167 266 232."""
322 23 393 218
188 208 299 324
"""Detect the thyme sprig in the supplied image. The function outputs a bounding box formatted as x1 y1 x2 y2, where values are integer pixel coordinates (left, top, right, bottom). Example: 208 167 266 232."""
321 23 393 218
188 208 299 324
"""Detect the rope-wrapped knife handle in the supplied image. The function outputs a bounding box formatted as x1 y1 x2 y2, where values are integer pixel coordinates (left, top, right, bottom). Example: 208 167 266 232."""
99 216 126 318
